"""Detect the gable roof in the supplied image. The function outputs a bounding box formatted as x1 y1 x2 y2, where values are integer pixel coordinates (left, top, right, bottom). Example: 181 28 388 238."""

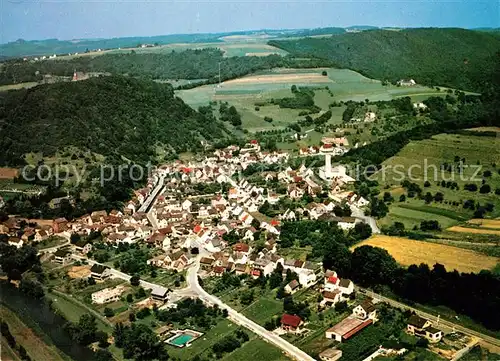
54 249 71 257
408 314 429 329
327 276 339 284
233 242 250 253
323 290 341 300
200 257 214 265
280 314 302 328
287 279 300 290
90 264 109 274
339 278 352 288
358 299 376 313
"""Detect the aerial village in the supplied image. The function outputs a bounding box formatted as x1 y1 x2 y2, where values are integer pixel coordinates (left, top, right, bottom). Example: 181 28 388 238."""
0 138 472 361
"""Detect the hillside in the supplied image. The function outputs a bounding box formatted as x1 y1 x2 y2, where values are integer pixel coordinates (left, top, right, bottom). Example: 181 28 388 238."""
0 76 229 166
269 28 500 92
0 28 350 58
0 49 332 86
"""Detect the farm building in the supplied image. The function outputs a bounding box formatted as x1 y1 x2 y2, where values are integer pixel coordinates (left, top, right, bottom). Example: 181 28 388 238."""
325 316 373 342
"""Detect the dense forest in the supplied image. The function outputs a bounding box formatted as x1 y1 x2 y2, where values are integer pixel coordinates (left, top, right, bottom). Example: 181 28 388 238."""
0 49 333 85
0 76 229 166
342 49 500 169
270 28 500 92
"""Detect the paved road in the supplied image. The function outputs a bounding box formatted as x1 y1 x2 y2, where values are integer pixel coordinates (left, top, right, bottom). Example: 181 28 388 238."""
359 287 500 349
350 204 380 234
138 175 166 213
187 259 316 361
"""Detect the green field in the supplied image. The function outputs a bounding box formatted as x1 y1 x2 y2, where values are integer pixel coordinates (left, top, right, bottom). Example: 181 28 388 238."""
59 39 289 59
177 67 445 133
221 338 290 361
170 322 291 361
241 297 283 325
376 132 500 229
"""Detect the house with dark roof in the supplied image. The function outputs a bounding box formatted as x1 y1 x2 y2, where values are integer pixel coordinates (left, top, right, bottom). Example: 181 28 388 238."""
338 278 354 295
73 239 92 254
352 300 377 321
285 279 300 294
199 257 215 271
407 314 442 343
150 285 170 303
211 266 225 277
234 263 247 276
53 218 68 233
321 290 342 307
90 264 111 281
280 314 303 333
53 249 72 265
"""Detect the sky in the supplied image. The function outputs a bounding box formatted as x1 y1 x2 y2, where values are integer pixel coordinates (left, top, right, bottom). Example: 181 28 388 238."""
1 0 499 43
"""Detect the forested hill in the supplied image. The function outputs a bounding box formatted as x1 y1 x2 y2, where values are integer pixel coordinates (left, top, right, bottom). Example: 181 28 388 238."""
269 28 500 92
0 49 332 86
0 76 229 166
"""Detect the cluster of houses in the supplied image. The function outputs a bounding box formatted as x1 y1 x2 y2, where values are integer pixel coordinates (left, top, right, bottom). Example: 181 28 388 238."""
1 217 55 249
277 267 443 360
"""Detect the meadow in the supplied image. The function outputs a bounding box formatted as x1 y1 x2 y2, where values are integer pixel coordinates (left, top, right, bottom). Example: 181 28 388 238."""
54 38 289 60
177 67 444 133
375 132 500 229
353 235 499 273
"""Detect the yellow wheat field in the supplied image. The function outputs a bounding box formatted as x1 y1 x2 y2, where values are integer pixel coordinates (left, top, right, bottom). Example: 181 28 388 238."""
448 226 500 235
466 219 500 230
353 235 499 273
223 73 331 85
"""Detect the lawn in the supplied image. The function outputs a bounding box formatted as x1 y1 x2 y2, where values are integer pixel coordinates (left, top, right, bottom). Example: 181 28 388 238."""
241 297 283 325
353 235 499 273
221 338 290 361
378 204 460 230
47 291 113 333
1 306 68 361
166 319 237 360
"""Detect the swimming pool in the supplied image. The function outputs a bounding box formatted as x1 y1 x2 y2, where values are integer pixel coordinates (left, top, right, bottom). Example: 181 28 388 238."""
165 329 203 348
169 334 195 347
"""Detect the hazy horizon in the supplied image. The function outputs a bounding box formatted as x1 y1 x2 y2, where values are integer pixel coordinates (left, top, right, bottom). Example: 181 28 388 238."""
2 0 498 44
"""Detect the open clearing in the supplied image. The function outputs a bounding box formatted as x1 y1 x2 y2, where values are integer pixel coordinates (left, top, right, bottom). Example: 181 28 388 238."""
353 235 499 273
447 226 500 236
67 265 91 279
221 338 290 361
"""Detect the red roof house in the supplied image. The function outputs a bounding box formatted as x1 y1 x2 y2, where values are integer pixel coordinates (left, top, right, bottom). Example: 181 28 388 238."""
280 314 303 332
